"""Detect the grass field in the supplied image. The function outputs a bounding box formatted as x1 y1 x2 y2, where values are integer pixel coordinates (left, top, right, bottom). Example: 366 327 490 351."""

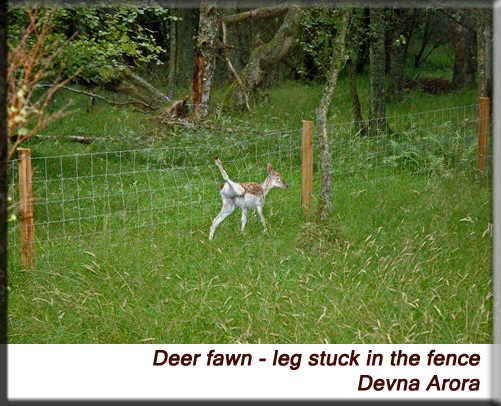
7 70 492 344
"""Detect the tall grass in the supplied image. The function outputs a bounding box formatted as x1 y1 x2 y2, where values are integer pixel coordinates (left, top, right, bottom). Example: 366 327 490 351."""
8 170 491 343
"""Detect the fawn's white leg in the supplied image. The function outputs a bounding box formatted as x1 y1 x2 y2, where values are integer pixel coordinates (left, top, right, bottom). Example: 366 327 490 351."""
241 208 248 232
257 205 267 233
209 197 235 240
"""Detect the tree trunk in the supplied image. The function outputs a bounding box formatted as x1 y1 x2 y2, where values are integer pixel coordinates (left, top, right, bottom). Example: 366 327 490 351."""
402 9 418 63
387 42 405 103
315 10 351 222
414 9 431 68
167 8 179 97
369 8 387 133
192 2 219 121
222 5 288 25
450 19 476 89
177 9 198 86
356 8 371 73
387 9 407 104
347 58 366 135
222 6 301 113
477 10 492 98
220 1 239 82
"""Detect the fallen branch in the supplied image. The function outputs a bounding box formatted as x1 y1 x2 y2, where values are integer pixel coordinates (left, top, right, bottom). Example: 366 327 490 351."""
32 134 93 144
36 84 158 111
31 133 143 144
120 69 170 105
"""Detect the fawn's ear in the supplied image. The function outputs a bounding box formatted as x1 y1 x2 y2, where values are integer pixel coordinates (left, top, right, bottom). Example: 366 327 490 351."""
267 163 274 174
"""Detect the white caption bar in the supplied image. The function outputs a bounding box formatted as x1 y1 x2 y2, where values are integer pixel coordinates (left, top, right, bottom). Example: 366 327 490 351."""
8 344 491 400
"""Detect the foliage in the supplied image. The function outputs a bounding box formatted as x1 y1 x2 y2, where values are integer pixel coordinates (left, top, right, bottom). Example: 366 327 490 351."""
8 6 168 85
297 8 347 79
58 7 168 84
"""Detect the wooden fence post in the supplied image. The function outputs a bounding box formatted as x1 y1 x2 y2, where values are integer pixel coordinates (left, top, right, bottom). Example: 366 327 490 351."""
18 148 35 269
478 97 490 176
302 120 314 216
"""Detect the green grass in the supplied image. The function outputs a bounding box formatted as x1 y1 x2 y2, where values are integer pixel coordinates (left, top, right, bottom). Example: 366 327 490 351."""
7 67 492 344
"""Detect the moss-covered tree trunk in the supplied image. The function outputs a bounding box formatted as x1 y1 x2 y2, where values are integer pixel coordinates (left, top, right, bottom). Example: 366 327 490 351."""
369 8 387 132
115 69 170 108
192 2 219 121
315 10 351 222
222 7 301 113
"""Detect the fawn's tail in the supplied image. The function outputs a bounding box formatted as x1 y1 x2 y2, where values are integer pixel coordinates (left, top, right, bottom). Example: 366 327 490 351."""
215 156 230 182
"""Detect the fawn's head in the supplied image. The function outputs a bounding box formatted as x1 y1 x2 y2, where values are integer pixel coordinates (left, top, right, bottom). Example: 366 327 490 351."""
267 163 288 189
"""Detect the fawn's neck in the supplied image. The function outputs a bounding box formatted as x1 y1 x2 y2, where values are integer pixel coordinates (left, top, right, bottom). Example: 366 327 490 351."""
261 176 273 197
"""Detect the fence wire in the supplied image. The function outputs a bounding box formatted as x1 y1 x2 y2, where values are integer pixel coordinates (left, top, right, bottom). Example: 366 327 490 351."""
8 103 489 271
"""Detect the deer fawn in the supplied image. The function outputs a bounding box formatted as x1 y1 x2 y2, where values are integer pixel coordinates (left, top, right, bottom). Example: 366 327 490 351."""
209 156 288 241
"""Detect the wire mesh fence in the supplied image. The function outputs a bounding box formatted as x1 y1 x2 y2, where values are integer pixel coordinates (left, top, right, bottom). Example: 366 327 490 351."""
325 103 483 189
7 102 490 271
8 127 304 270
